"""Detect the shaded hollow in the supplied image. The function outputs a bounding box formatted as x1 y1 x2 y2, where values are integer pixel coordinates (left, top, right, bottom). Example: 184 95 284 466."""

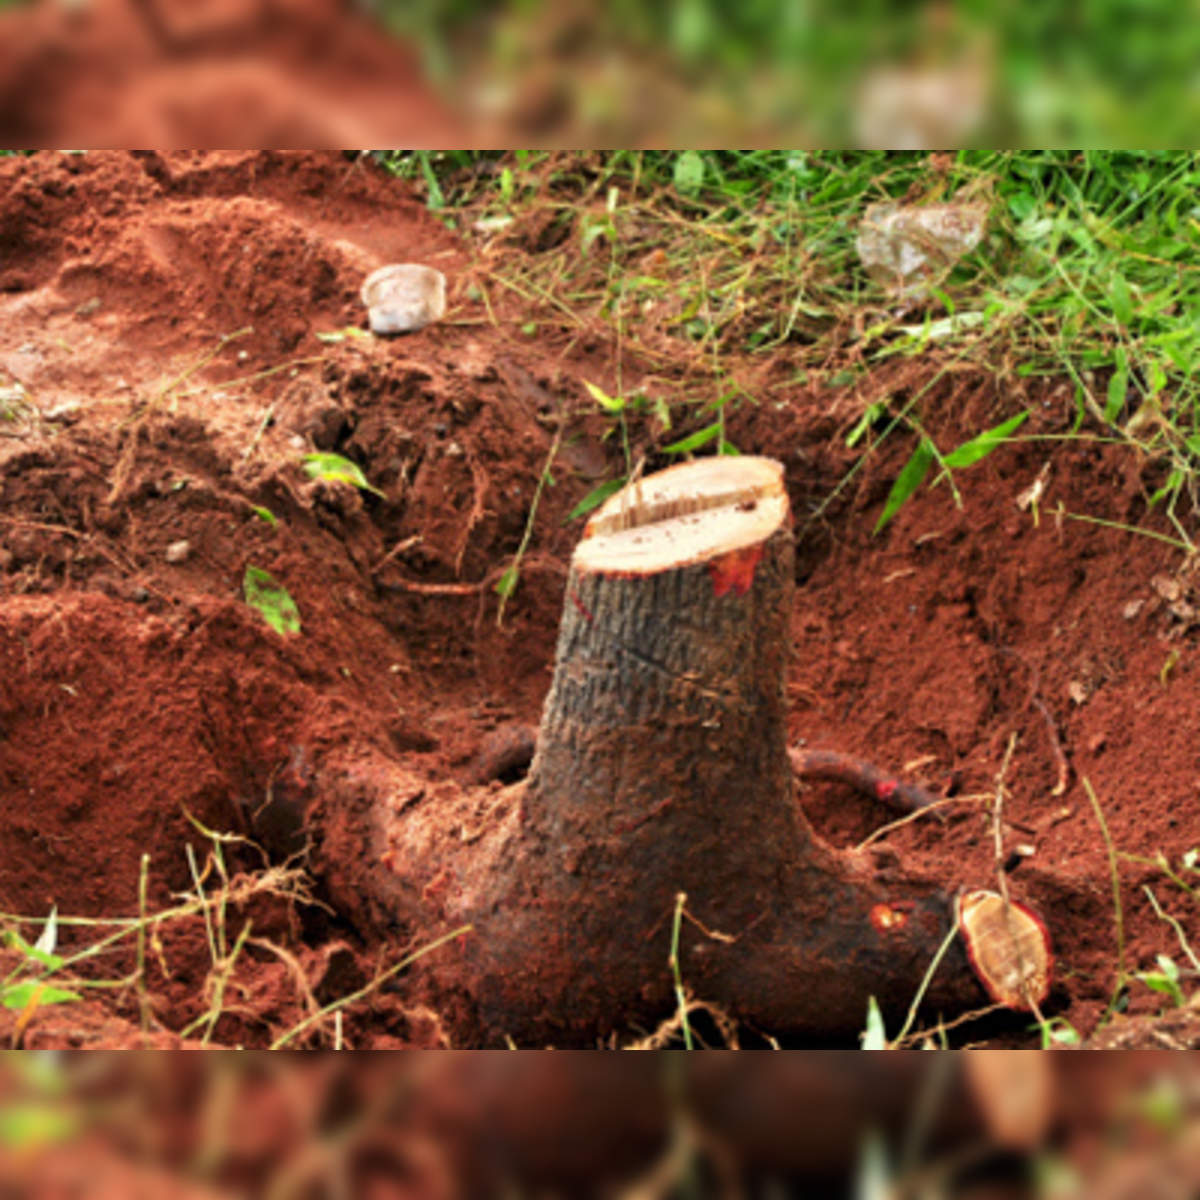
373 457 1014 1044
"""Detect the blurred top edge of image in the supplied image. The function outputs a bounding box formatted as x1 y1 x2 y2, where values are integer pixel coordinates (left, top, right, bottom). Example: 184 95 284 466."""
0 0 1197 149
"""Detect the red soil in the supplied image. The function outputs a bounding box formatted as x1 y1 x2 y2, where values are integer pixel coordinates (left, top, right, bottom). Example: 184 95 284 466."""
0 151 1196 1048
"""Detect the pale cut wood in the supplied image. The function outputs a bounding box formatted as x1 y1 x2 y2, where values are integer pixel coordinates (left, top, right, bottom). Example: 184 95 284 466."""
577 456 787 573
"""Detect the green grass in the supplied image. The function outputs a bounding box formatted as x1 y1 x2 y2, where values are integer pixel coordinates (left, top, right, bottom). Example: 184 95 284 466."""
381 150 1200 546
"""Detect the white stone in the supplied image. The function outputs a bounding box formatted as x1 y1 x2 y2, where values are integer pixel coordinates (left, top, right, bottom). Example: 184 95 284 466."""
361 264 446 335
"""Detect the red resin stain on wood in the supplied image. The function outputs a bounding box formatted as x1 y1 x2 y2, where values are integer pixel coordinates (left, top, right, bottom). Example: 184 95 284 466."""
707 545 764 597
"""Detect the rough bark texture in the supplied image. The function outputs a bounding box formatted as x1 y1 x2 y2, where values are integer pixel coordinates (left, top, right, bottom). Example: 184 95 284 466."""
367 457 998 1044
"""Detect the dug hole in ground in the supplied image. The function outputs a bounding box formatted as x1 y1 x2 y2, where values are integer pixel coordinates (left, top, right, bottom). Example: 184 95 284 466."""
0 150 1195 1049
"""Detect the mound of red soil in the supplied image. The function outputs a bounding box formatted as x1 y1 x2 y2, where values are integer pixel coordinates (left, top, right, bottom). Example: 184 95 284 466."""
0 151 1195 1047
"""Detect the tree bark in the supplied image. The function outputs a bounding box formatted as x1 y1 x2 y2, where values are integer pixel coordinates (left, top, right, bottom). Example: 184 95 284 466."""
368 456 1021 1045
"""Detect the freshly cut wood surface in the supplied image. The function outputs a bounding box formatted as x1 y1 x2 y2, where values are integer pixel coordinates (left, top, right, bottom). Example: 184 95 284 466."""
578 455 787 574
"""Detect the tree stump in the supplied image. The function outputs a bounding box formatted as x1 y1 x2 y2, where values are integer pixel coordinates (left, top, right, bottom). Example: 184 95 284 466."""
370 456 1032 1044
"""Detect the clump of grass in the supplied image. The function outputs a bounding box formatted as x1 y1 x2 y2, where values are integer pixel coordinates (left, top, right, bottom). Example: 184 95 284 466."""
378 151 1200 550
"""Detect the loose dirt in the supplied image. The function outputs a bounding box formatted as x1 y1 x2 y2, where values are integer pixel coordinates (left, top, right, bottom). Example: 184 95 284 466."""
1 151 1196 1048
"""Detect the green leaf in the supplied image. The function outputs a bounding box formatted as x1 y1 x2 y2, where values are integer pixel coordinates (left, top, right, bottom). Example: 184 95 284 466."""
19 945 63 971
1042 1017 1081 1046
1106 366 1129 422
301 452 385 498
860 995 887 1049
1110 271 1134 326
673 151 705 195
1138 971 1185 1007
1155 953 1180 980
1149 467 1184 508
718 439 740 456
566 477 626 522
4 931 61 971
243 566 301 636
1007 191 1036 221
583 380 625 413
494 565 519 599
940 411 1029 469
251 505 278 528
663 423 721 455
846 401 888 449
416 152 444 209
1 982 82 1009
873 438 935 534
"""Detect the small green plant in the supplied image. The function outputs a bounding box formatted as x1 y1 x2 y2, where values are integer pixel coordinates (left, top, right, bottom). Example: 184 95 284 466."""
566 476 626 522
582 380 670 470
242 566 301 635
860 995 887 1050
301 452 385 498
1136 953 1187 1008
873 410 1030 534
2 909 82 1033
1034 1015 1082 1047
495 424 563 625
1082 777 1130 1015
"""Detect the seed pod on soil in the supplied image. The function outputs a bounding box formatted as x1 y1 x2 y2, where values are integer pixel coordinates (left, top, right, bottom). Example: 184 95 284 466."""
361 263 446 334
957 889 1052 1010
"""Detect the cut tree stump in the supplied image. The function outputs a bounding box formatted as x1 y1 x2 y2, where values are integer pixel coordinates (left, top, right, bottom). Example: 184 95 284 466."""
355 455 1048 1045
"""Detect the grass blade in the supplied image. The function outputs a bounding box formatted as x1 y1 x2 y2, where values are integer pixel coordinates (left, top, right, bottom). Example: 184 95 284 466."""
874 438 935 534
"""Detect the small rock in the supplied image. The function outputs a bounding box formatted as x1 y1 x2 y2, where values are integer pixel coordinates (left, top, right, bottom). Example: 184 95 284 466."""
361 264 446 335
164 539 191 564
74 296 102 317
1067 680 1089 705
1152 574 1181 603
1087 732 1107 754
1121 598 1145 620
44 400 81 423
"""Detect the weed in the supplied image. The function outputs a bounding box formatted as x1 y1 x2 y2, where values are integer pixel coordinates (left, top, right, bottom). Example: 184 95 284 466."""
0 820 468 1049
301 451 386 498
494 417 563 625
2 908 82 1045
1082 777 1129 1012
243 565 301 635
